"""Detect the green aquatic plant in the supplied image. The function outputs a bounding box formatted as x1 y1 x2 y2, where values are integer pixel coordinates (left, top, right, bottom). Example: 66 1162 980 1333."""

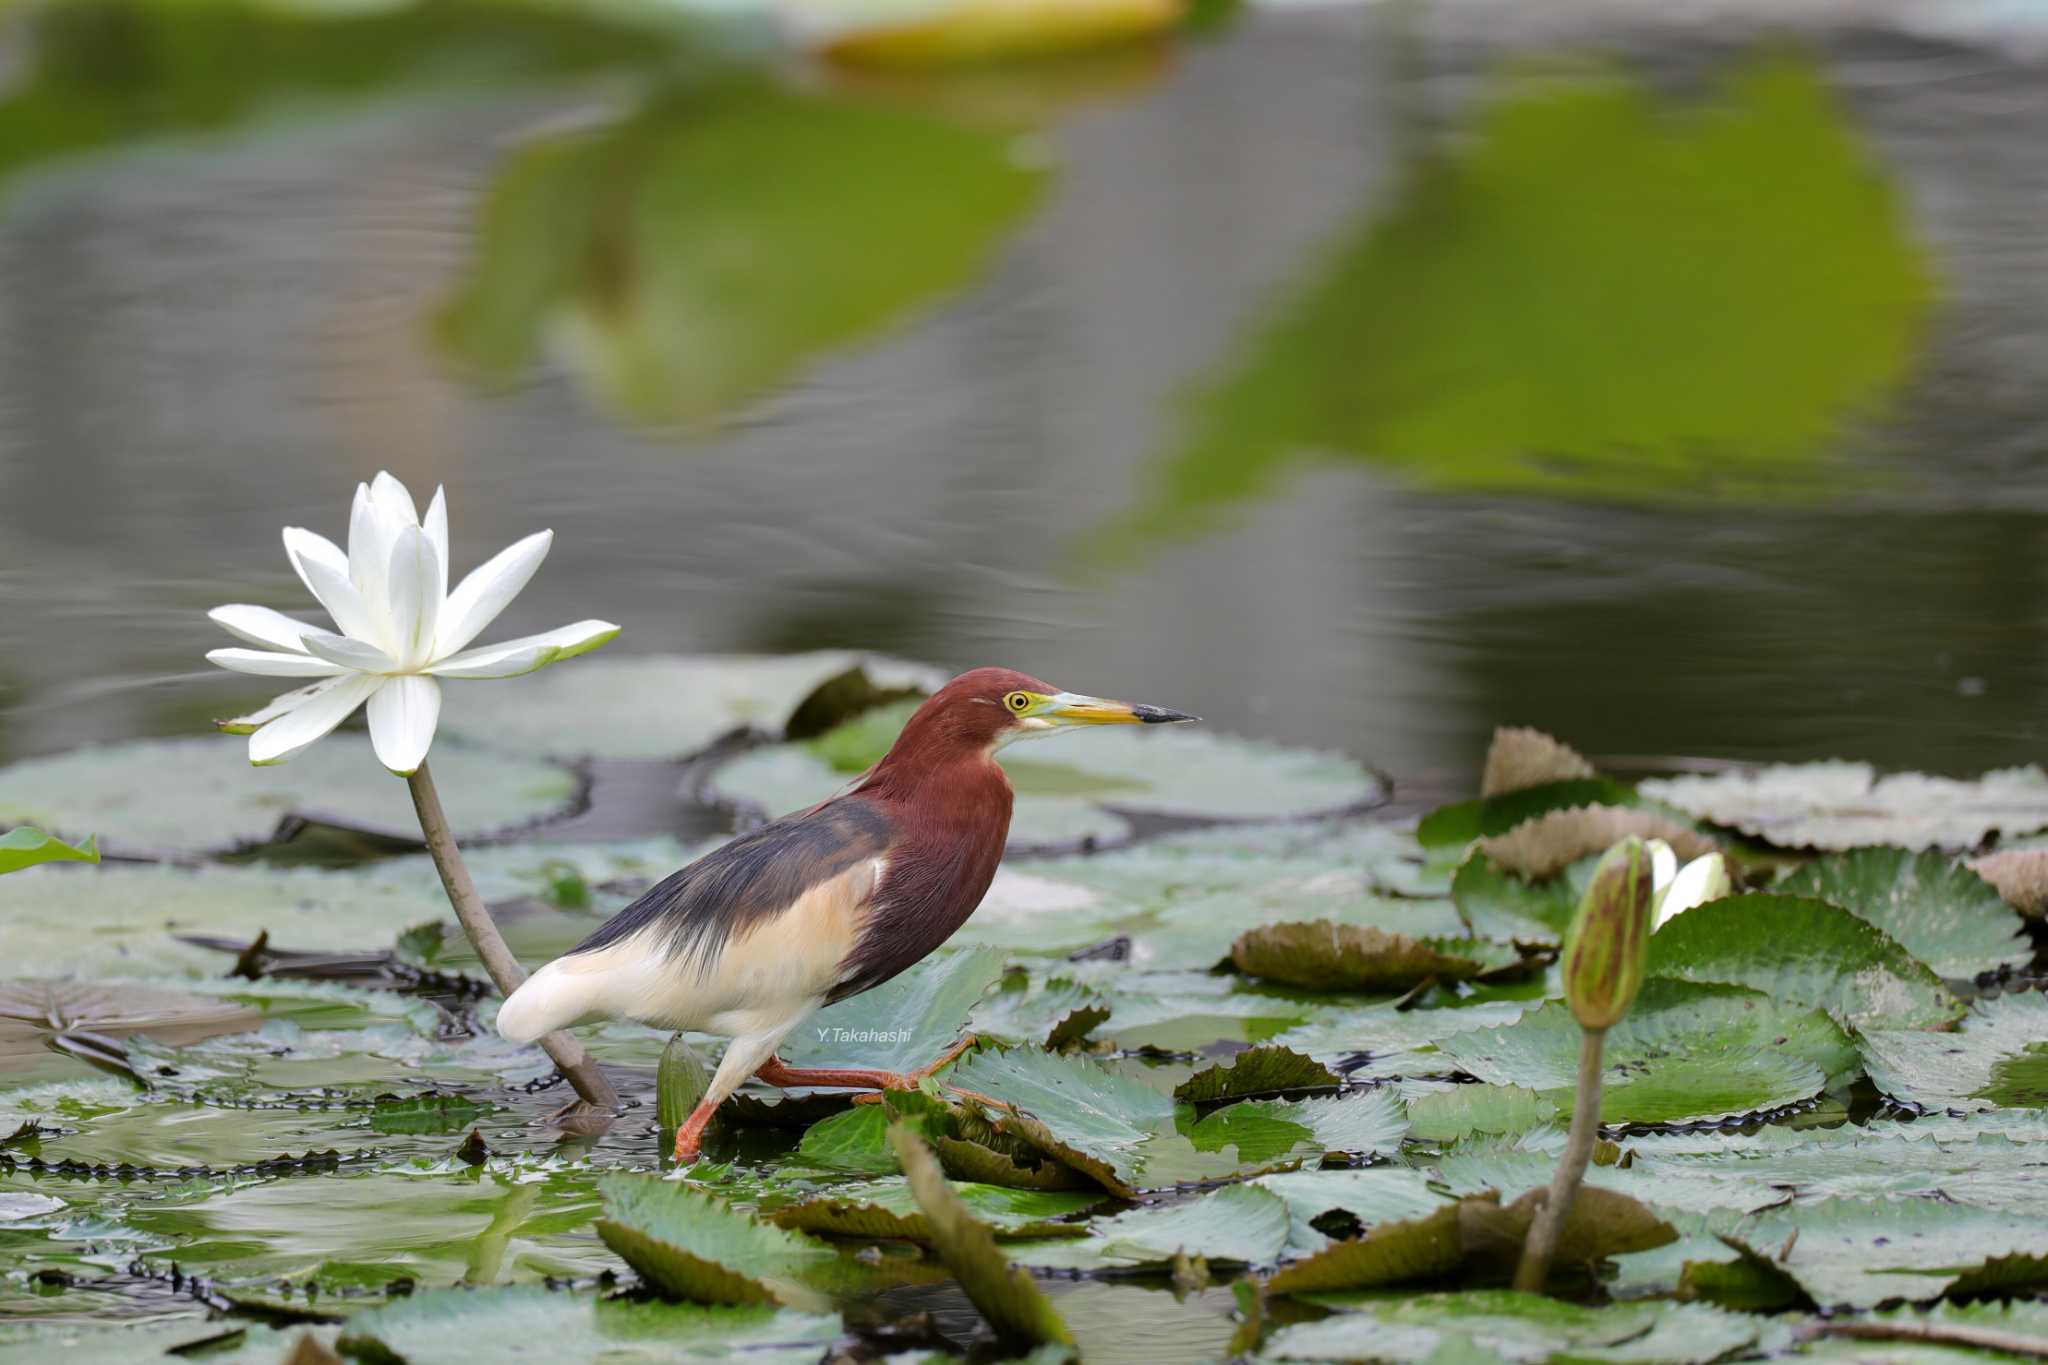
1100 53 1934 554
1515 835 1653 1292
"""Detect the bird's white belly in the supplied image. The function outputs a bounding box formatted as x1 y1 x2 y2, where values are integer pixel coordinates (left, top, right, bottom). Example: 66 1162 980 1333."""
495 856 880 1045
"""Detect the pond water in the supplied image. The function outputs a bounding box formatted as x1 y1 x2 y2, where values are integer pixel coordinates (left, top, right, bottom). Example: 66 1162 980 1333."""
4 1 2047 789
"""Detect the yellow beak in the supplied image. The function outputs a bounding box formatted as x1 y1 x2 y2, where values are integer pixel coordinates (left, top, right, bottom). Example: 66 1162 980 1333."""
1044 692 1199 726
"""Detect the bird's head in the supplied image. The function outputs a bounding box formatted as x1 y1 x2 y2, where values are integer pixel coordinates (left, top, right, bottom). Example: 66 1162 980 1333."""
885 666 1198 763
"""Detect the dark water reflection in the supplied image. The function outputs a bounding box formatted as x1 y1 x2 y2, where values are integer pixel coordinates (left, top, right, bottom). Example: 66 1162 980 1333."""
3 2 2047 786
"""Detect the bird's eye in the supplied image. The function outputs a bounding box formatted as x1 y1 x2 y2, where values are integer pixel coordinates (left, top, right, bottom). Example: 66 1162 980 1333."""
1005 691 1031 713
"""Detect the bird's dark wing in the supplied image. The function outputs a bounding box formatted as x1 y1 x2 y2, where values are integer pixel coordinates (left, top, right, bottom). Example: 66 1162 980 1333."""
565 798 896 974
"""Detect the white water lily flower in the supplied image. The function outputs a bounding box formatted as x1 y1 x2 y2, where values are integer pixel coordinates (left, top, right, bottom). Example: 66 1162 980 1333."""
206 471 619 775
1645 838 1734 930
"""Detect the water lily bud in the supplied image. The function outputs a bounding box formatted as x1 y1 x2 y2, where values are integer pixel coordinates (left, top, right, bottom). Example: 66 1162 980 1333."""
1653 852 1733 929
1562 836 1655 1030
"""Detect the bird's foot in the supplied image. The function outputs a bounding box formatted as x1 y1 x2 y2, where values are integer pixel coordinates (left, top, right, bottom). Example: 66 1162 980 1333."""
670 1097 718 1164
672 1130 701 1164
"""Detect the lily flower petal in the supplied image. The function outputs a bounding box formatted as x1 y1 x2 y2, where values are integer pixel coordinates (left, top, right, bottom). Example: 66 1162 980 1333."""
347 484 393 638
435 530 552 659
207 647 347 678
423 486 450 605
369 470 421 528
367 675 441 775
217 676 354 734
284 527 382 646
385 526 442 672
208 604 317 654
301 630 398 674
249 673 384 766
427 619 619 679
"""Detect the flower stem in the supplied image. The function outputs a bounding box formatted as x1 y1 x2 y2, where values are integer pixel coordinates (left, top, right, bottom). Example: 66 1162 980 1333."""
406 761 617 1112
1513 1024 1606 1293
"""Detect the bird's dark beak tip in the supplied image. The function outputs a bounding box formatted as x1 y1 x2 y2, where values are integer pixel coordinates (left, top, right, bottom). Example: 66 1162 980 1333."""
1135 705 1199 725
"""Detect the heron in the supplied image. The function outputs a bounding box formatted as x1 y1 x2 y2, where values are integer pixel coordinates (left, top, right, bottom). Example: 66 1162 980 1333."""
496 666 1196 1161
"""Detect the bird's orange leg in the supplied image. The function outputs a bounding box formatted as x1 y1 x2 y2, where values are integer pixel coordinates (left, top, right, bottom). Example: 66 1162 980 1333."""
754 1034 980 1094
672 1097 720 1164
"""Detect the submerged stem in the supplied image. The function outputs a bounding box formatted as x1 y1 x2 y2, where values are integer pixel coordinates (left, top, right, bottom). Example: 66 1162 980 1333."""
1513 1025 1606 1293
406 761 618 1112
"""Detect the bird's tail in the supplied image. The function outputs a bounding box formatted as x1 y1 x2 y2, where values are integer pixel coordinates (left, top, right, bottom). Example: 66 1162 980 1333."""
496 952 619 1043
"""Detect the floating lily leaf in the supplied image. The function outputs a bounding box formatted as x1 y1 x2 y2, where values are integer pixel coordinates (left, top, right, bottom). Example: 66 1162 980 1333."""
437 79 1046 431
1478 806 1717 880
1860 992 2048 1112
1021 1183 1292 1270
771 1177 1099 1242
1433 980 1855 1127
0 828 97 876
438 653 947 760
1719 1197 2048 1309
1264 1199 1469 1294
365 1093 493 1137
1481 728 1598 799
1641 762 2048 852
947 1047 1178 1195
1417 779 1635 849
337 1284 841 1363
1644 893 1961 1031
1406 1085 1560 1145
889 1124 1074 1349
794 1105 897 1175
1102 56 1930 549
969 972 1113 1051
1231 922 1531 994
1969 847 2048 923
1248 1169 1451 1255
1263 1290 1773 1365
0 863 453 980
1803 1302 2048 1363
0 982 262 1086
1778 847 2030 978
710 722 1382 853
0 737 574 855
117 1168 619 1289
781 948 1004 1074
1268 1001 1534 1078
1173 1047 1340 1104
595 1176 843 1308
1450 853 1584 943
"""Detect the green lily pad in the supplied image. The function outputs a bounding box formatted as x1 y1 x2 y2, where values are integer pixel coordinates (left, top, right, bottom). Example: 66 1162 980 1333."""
1231 922 1531 994
945 1048 1400 1196
0 828 97 876
1249 1168 1452 1255
338 1284 841 1363
1432 980 1856 1127
1268 1001 1535 1078
1263 1198 1468 1295
1016 1182 1293 1270
889 1124 1074 1348
120 1168 618 1290
1640 762 2048 852
1173 1047 1340 1104
1451 852 1593 942
1718 1197 2048 1309
708 722 1382 852
0 981 263 1086
968 972 1113 1051
437 652 947 760
1418 779 1637 849
1860 992 2048 1113
1406 1085 1561 1145
770 1176 1099 1242
1644 893 1961 1031
1778 848 2031 979
1263 1290 1774 1364
436 79 1047 431
0 736 575 854
1103 55 1930 547
595 1176 843 1308
780 948 1004 1075
0 862 461 980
